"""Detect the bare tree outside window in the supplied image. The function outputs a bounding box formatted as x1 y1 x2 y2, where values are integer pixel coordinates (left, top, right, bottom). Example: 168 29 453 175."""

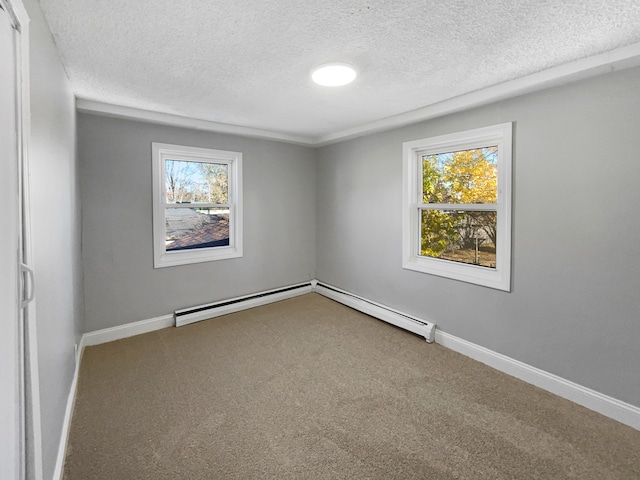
153 143 243 268
164 159 230 251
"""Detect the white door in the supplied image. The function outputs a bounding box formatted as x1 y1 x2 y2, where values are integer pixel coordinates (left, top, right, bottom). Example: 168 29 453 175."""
2 3 43 479
0 3 24 479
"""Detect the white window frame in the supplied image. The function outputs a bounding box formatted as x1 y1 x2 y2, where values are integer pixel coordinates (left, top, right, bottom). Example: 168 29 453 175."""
402 123 512 291
152 142 243 268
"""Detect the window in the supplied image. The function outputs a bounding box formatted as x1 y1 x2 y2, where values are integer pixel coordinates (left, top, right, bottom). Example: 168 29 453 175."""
402 123 512 291
152 143 242 268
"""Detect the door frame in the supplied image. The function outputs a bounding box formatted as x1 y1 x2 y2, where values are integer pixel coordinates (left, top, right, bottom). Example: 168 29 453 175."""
1 1 43 479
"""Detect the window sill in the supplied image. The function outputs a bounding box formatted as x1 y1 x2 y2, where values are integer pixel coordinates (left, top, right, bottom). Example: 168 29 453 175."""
403 256 510 291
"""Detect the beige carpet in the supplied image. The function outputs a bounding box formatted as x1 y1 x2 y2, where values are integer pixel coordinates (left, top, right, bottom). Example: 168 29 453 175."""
63 293 640 479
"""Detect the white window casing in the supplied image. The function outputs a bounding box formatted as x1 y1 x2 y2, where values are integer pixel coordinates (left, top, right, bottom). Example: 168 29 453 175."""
152 143 243 268
402 123 512 291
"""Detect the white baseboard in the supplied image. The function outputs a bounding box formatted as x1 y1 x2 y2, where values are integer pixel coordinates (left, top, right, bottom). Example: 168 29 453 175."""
54 282 639 477
82 314 175 347
175 282 313 327
314 281 639 431
436 329 640 430
53 315 173 478
314 282 436 343
53 284 313 476
52 335 85 480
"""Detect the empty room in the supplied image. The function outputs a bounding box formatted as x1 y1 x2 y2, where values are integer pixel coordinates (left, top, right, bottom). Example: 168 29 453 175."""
2 0 640 479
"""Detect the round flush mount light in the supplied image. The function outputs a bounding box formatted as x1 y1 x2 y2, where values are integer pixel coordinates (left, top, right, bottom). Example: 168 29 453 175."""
311 63 357 86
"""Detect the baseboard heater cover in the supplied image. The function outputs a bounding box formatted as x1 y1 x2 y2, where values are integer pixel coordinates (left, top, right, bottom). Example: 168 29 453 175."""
175 282 313 327
314 282 436 343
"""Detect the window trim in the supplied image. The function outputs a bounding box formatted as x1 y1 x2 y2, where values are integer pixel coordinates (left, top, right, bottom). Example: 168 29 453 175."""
152 142 243 268
402 123 512 291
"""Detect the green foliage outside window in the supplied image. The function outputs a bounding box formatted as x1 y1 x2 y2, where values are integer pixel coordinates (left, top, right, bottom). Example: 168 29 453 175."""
421 147 498 267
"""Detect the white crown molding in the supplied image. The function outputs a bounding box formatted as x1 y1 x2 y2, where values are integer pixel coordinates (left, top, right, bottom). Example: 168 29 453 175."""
75 99 316 147
312 41 640 146
77 42 640 149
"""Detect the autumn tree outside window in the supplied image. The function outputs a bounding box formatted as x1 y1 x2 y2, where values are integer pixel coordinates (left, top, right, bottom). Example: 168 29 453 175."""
402 123 512 291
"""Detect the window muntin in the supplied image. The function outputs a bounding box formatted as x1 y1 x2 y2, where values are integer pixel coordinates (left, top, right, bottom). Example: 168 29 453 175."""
403 123 512 291
153 143 242 268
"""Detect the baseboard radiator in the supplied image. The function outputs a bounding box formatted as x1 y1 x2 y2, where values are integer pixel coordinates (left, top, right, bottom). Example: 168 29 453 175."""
174 280 436 343
175 282 314 327
314 282 436 343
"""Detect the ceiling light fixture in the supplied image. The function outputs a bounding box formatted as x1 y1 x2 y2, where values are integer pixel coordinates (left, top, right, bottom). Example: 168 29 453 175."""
311 63 357 86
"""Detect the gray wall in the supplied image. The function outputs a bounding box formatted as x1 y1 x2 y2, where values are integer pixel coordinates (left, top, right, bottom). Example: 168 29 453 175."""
316 66 640 408
24 0 84 477
78 114 317 332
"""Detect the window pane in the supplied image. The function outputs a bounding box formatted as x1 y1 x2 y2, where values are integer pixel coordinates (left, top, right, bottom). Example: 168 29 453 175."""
165 207 229 251
422 147 497 204
165 160 228 204
420 210 496 268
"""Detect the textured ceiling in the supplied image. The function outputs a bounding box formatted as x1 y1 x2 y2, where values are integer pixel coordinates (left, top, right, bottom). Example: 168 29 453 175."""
39 0 640 142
